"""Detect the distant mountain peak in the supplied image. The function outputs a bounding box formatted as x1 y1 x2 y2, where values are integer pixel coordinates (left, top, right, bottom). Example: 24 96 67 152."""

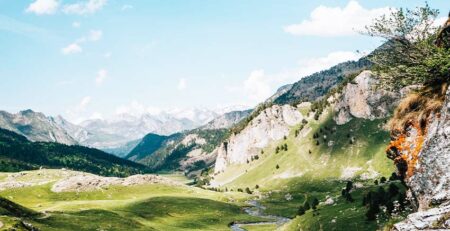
0 109 77 145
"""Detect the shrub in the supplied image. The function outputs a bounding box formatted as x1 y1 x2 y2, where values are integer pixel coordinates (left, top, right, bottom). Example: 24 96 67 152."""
389 172 399 181
303 200 311 211
363 3 447 90
311 198 319 210
297 206 306 216
346 181 353 192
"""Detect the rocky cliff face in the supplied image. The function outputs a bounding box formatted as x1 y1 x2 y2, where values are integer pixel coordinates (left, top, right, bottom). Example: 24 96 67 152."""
334 71 400 124
0 110 77 145
388 88 450 230
203 110 251 130
214 105 304 173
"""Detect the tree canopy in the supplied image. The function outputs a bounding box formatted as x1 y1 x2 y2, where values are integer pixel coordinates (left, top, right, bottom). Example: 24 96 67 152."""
363 4 449 90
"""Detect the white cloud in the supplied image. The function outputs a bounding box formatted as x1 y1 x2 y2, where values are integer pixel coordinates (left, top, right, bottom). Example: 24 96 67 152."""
88 30 102 41
76 30 103 43
61 43 82 55
26 0 59 15
95 69 107 85
116 101 144 116
243 70 272 103
177 78 187 90
284 1 391 37
121 4 133 11
65 96 92 123
72 21 81 28
79 96 91 109
230 51 362 106
115 101 162 117
88 112 103 120
297 51 361 77
61 30 102 55
63 0 107 15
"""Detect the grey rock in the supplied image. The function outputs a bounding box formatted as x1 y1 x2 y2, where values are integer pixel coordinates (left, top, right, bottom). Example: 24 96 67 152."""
394 88 450 230
333 71 400 125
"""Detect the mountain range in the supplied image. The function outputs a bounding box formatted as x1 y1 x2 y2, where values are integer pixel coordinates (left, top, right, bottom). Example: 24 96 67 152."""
0 107 251 157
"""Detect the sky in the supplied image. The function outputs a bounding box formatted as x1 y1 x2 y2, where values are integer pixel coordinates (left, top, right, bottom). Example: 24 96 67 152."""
0 0 448 123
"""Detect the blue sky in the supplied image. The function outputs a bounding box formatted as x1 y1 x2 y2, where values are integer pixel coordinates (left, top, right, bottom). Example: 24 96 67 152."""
0 0 447 123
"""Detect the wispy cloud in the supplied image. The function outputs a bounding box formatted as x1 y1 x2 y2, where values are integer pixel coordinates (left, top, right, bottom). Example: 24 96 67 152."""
243 70 271 103
88 30 102 41
61 43 82 55
228 51 362 105
65 96 93 123
26 0 59 15
0 15 54 40
284 1 390 37
63 0 107 15
177 78 187 90
95 69 107 85
61 30 103 55
72 21 81 28
121 4 133 11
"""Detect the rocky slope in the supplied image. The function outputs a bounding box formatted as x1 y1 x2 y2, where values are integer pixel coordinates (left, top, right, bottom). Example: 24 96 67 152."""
389 88 450 230
127 129 229 174
334 70 400 124
0 110 77 145
75 108 242 151
214 104 304 173
273 58 371 105
202 109 252 130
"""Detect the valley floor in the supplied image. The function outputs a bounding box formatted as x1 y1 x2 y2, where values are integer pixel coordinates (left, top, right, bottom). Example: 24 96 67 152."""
0 169 265 231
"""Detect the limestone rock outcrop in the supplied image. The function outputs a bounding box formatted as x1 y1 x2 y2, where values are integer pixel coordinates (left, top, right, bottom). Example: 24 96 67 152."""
334 71 399 125
392 88 450 230
214 105 304 173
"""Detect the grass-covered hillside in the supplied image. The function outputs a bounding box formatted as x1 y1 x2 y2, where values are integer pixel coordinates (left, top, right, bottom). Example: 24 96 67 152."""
0 169 262 231
0 128 149 177
211 107 401 230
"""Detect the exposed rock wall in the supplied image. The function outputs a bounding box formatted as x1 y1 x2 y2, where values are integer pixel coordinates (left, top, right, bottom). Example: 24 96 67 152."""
203 110 252 129
391 88 450 230
334 71 399 124
0 110 77 145
214 105 304 173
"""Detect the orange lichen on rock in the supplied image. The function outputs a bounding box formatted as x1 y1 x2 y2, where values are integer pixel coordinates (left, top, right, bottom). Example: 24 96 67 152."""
387 121 426 178
386 86 447 181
